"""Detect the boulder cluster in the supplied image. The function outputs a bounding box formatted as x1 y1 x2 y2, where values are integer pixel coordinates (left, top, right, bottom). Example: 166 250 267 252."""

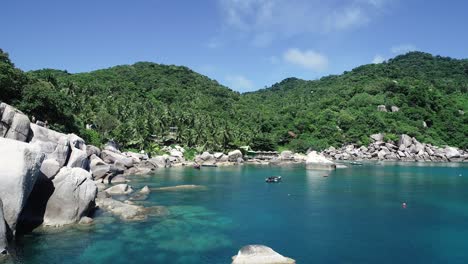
194 150 245 166
322 133 468 162
0 103 98 255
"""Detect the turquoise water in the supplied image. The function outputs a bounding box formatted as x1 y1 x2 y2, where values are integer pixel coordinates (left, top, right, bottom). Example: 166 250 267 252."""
8 162 468 263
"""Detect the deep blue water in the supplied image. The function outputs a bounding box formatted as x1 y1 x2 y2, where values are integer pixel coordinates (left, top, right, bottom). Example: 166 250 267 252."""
8 162 468 264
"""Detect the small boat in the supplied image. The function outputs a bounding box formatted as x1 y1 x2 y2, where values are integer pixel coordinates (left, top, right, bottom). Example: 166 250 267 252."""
201 164 218 168
265 176 282 183
193 164 201 170
350 161 363 166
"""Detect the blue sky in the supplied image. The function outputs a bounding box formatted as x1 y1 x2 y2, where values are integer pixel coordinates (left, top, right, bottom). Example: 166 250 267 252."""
1 0 468 92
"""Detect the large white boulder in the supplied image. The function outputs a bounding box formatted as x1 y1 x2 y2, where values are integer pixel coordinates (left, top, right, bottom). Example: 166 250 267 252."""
42 168 97 226
305 151 336 170
0 138 44 232
232 245 295 264
228 150 243 162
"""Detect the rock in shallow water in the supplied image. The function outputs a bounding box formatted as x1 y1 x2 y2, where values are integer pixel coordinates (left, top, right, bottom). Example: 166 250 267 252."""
305 151 336 170
105 184 133 195
232 245 295 264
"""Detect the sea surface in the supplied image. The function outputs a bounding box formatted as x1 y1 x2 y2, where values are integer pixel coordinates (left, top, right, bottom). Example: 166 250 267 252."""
7 162 468 264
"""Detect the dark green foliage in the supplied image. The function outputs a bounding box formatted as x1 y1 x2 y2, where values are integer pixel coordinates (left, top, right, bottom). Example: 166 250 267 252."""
0 49 467 150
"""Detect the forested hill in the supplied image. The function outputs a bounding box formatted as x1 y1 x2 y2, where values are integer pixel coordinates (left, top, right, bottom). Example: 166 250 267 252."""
243 52 468 150
0 49 467 153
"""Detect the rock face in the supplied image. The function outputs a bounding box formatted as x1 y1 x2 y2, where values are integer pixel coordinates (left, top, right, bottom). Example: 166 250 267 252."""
0 199 7 255
232 245 295 264
0 103 32 142
305 151 336 170
0 138 44 233
42 168 97 226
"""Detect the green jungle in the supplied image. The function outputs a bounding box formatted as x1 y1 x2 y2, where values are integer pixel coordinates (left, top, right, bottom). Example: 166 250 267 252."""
1 49 467 154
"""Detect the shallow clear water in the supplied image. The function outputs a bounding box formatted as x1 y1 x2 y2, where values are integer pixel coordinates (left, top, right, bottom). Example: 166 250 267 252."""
7 162 468 264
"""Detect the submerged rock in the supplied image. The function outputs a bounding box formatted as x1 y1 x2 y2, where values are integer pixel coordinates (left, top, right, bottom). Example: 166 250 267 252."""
105 184 133 195
232 245 295 264
96 197 147 221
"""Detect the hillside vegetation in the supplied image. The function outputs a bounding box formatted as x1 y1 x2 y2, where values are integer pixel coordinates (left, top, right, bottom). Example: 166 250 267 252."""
1 49 467 152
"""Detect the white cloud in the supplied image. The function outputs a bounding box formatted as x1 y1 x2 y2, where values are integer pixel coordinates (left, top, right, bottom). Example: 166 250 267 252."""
283 48 328 71
218 0 390 45
225 74 255 91
391 44 416 54
372 55 385 64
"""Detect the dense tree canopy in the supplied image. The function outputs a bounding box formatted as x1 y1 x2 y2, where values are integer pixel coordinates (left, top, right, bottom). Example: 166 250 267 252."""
1 48 467 152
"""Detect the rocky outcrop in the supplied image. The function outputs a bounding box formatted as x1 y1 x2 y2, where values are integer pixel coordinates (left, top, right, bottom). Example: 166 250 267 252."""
0 138 44 233
42 168 97 226
232 245 295 264
322 134 468 162
305 151 336 170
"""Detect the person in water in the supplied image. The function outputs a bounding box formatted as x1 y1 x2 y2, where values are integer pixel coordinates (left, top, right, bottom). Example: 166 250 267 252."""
402 202 407 208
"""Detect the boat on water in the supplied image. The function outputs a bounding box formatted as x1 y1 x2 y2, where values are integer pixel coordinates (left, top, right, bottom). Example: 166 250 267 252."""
350 161 363 166
265 176 282 183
